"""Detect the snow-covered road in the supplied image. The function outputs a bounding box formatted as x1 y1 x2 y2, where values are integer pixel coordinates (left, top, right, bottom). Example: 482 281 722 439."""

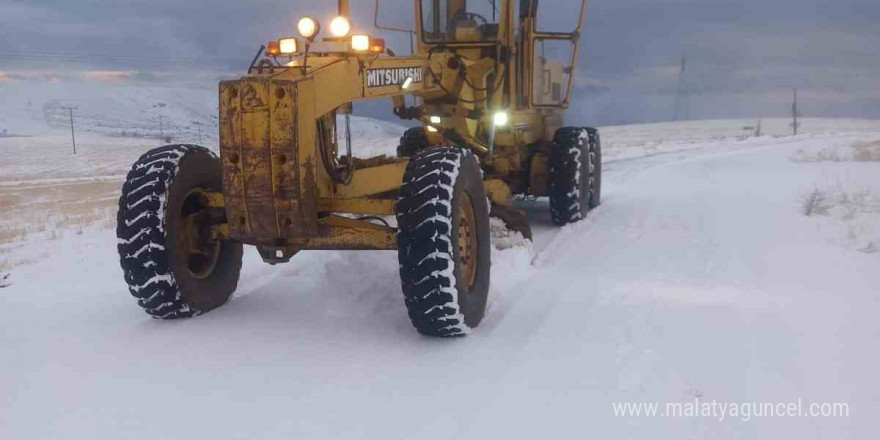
3 132 878 439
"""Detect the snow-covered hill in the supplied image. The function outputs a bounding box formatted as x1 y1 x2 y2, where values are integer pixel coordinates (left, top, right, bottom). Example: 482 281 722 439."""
0 77 406 183
0 74 218 140
2 78 879 439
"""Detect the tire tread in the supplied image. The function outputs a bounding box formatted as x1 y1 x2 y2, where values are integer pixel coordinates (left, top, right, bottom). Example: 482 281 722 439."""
397 147 469 337
116 144 211 319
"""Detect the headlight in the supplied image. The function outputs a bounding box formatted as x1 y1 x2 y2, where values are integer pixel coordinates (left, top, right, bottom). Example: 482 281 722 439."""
350 34 370 52
369 37 386 53
493 111 509 127
279 37 298 55
267 40 281 56
297 17 319 40
330 16 351 37
429 116 442 124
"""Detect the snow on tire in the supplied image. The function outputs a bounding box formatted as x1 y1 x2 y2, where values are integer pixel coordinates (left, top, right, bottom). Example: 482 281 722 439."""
585 127 602 209
396 146 491 337
116 144 242 319
549 127 602 225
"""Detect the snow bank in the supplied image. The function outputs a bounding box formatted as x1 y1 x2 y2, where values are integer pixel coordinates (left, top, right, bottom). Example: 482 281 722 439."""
3 84 880 438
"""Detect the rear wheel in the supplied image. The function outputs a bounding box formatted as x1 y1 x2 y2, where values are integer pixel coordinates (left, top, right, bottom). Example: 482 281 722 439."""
548 127 602 225
116 145 242 318
586 128 602 209
396 147 491 337
396 126 429 157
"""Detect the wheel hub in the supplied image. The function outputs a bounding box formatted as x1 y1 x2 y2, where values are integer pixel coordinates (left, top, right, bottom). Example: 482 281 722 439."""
457 192 478 292
178 188 222 280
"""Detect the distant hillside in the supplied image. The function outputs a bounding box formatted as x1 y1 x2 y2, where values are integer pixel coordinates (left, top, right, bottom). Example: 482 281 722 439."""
0 74 406 146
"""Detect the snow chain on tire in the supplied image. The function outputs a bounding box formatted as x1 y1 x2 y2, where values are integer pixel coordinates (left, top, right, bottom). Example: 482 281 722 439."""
397 146 491 337
116 144 242 319
549 127 602 225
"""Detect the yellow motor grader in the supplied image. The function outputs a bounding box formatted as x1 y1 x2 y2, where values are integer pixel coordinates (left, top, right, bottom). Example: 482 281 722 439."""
116 0 601 336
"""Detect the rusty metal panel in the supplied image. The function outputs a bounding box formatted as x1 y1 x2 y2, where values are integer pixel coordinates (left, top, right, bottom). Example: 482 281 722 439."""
268 80 309 239
219 77 318 243
295 79 321 225
307 216 397 250
218 80 249 239
238 77 278 238
333 160 409 199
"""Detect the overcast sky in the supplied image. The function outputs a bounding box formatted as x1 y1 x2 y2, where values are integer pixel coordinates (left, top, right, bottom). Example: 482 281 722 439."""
1 0 878 125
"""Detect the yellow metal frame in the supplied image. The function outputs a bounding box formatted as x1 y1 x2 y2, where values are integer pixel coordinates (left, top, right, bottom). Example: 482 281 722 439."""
214 0 589 256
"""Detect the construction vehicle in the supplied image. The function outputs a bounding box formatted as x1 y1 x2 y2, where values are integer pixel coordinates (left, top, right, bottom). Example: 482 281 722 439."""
116 0 601 337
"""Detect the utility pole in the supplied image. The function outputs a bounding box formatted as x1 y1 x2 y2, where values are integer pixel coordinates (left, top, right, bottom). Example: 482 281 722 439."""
792 89 799 136
151 103 168 141
195 121 203 144
62 106 77 154
673 52 687 121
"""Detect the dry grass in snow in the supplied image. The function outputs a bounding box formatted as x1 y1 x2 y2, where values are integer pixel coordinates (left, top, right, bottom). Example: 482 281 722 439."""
799 183 880 254
850 140 880 162
0 179 120 270
791 138 880 163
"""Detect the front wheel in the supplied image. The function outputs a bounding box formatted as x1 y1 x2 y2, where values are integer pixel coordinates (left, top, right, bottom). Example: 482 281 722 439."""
548 127 602 225
116 145 242 319
396 147 491 337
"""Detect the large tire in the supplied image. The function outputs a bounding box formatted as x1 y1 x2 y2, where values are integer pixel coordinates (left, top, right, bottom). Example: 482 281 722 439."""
586 127 602 209
396 126 429 157
116 145 242 319
396 147 491 337
548 127 602 225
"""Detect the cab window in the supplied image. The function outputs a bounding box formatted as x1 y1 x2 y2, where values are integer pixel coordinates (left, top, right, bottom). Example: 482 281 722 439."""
421 0 501 43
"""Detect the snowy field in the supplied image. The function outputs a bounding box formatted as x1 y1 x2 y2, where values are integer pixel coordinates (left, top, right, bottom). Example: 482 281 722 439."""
2 80 880 438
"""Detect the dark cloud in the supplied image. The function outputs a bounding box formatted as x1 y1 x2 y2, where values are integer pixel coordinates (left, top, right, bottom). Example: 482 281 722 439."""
575 0 880 122
1 0 878 124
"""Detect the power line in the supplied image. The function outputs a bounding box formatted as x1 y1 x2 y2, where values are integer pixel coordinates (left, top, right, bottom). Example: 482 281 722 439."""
0 49 237 66
0 50 197 62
